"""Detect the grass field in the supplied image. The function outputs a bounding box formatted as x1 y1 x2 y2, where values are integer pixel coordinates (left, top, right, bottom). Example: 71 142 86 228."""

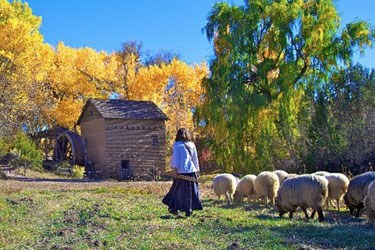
0 178 374 250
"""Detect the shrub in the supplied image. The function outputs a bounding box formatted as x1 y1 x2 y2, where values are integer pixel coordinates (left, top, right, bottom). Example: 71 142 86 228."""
13 131 43 170
72 165 85 179
0 136 12 156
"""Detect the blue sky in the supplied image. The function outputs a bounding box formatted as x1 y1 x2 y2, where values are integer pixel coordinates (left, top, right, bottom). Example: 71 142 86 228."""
26 0 375 68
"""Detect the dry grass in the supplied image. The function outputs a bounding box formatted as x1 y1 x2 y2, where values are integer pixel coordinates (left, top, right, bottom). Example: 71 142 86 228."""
0 176 216 197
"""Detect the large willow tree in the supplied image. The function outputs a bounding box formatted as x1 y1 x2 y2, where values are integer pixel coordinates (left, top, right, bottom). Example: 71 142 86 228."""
198 0 375 173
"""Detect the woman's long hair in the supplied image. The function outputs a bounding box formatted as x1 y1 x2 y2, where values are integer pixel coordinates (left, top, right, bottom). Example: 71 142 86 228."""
175 128 192 142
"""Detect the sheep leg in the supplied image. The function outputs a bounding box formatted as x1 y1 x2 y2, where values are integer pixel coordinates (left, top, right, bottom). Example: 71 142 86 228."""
311 210 316 219
325 199 329 209
217 194 221 201
288 211 294 219
330 200 335 208
226 193 231 205
317 210 324 222
355 203 364 217
355 208 360 218
348 207 354 216
301 208 309 219
336 198 340 211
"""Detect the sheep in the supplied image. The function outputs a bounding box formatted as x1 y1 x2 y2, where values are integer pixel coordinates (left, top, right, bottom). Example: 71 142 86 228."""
273 170 289 185
284 173 299 180
212 173 238 205
233 174 257 204
275 174 329 222
254 171 280 205
344 171 375 217
234 176 240 185
364 180 375 224
313 171 330 177
324 173 350 211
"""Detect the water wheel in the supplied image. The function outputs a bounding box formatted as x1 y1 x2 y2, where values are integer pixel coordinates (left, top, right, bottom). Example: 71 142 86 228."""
53 131 86 166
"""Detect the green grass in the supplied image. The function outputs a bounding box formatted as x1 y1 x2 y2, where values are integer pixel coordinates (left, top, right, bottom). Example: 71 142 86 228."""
0 180 373 249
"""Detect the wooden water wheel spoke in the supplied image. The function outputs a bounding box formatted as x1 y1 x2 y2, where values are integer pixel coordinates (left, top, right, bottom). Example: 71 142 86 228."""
53 131 86 167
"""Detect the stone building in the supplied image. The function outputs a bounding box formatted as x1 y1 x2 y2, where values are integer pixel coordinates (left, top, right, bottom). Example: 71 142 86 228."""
77 99 168 180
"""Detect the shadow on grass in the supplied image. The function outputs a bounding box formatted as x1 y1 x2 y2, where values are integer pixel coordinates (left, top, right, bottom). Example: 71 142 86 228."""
160 214 187 220
199 199 375 249
12 177 105 183
202 198 232 208
269 218 375 249
262 208 374 249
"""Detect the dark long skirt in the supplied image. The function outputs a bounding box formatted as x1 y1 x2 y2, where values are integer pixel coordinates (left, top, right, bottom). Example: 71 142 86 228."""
162 172 203 215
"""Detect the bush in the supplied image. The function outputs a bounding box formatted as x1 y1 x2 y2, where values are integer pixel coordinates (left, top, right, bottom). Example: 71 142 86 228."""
0 136 12 156
72 165 85 179
13 131 43 170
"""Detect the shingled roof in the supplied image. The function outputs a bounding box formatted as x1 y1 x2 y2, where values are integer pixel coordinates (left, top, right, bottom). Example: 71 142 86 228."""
77 99 168 124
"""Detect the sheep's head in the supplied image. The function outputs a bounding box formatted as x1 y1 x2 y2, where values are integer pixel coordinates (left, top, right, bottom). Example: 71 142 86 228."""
275 195 285 217
233 191 240 204
343 193 355 215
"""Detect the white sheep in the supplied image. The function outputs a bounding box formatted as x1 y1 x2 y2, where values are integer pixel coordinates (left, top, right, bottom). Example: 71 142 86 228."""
313 171 330 177
364 180 375 224
344 171 375 217
273 170 289 185
234 176 240 185
324 173 349 211
254 171 280 205
233 174 257 204
212 173 238 205
284 173 299 180
275 174 329 222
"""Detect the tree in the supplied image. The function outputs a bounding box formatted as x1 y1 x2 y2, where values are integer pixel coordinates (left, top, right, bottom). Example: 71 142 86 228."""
144 50 180 67
0 0 53 135
304 64 375 174
199 0 375 173
126 58 208 148
47 42 117 129
115 41 143 99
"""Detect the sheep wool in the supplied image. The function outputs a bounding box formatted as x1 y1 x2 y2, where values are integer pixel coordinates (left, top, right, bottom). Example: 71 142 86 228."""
212 173 238 205
324 173 350 211
344 171 375 217
364 180 375 223
313 171 330 177
254 171 280 205
284 173 299 180
276 174 329 222
234 174 257 204
273 170 289 185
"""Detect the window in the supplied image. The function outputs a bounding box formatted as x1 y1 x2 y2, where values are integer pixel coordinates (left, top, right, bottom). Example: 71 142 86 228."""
152 135 159 147
89 110 94 117
121 160 130 169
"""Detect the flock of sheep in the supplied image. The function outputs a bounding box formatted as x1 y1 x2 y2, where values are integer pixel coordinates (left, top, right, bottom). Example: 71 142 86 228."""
212 170 375 223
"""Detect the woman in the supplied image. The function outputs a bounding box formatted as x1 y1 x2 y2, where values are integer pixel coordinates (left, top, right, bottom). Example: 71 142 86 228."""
162 128 203 217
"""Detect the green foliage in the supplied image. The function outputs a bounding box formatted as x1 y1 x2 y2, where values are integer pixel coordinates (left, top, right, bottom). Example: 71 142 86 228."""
71 165 85 179
0 137 10 156
198 0 375 173
302 64 375 173
13 131 43 170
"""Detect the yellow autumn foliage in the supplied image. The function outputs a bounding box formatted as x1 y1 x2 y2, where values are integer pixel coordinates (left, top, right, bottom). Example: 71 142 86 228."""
1 0 209 144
